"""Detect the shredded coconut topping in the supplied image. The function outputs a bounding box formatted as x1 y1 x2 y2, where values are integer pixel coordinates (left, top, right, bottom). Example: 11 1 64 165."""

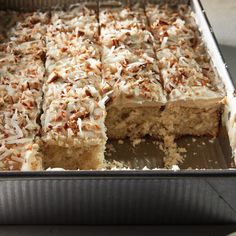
145 3 225 102
0 12 47 170
41 6 107 149
0 3 225 171
100 6 167 106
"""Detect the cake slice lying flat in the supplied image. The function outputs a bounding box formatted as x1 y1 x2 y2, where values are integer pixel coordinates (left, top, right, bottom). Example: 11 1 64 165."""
145 4 225 137
41 7 107 170
100 7 166 139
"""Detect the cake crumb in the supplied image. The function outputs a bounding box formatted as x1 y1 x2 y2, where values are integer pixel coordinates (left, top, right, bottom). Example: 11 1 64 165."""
171 165 180 171
209 139 214 143
106 143 116 156
193 152 197 156
46 167 65 171
143 166 150 170
118 139 124 144
161 135 186 168
152 140 159 145
178 147 187 153
158 142 164 151
192 138 196 142
132 138 143 147
202 141 206 146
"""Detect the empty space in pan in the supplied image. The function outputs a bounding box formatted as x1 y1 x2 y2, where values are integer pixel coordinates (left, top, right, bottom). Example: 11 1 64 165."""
106 126 233 169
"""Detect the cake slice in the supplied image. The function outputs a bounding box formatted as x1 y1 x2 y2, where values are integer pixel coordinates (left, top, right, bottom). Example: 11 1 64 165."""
45 35 102 96
0 11 47 171
100 7 166 139
0 109 42 171
41 85 107 170
41 7 107 170
145 4 225 137
0 43 45 171
45 7 102 96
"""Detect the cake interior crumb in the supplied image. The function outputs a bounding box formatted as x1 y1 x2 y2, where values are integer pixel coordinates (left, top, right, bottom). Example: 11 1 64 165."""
132 138 145 147
118 139 124 144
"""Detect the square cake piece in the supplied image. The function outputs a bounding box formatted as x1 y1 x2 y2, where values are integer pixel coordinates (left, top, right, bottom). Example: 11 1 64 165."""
41 86 107 170
41 7 107 170
145 4 225 137
0 12 47 170
0 109 42 171
100 6 167 139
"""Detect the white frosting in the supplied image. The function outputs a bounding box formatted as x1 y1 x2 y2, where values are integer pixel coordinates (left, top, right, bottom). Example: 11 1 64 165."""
0 12 47 170
42 7 107 148
0 3 231 171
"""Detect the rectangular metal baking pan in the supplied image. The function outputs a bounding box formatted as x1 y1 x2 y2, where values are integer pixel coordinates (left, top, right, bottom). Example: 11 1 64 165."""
0 0 236 224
